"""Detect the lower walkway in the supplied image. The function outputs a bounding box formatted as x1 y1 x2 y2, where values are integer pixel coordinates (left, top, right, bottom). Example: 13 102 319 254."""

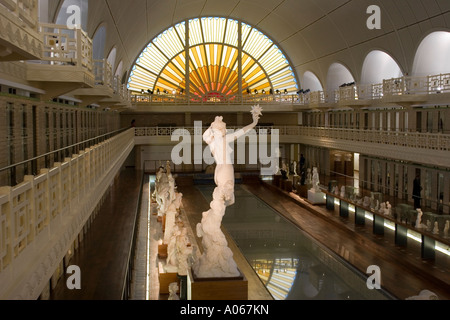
50 168 143 300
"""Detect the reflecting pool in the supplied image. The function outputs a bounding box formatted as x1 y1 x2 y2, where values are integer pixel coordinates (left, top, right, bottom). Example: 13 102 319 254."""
196 184 395 300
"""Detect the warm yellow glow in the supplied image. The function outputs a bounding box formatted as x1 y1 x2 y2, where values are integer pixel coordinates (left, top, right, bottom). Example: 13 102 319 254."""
128 17 298 98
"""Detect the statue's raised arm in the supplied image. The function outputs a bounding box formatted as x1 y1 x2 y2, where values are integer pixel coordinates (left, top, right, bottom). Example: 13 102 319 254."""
226 105 263 142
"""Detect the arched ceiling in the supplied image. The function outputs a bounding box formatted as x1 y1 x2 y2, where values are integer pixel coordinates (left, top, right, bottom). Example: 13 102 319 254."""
48 0 450 88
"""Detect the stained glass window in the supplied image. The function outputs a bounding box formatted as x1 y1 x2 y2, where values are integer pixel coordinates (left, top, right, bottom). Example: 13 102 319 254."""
128 17 298 99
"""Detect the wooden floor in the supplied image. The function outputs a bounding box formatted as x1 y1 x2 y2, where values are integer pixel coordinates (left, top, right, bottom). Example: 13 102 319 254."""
246 181 450 300
50 168 143 300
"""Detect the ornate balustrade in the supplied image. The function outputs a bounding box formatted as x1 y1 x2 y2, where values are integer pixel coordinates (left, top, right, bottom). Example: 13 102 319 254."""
134 125 450 153
93 59 112 87
0 0 42 60
0 0 38 30
37 23 93 72
0 128 135 299
130 73 450 107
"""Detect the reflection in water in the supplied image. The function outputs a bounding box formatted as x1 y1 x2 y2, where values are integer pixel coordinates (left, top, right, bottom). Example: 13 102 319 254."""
197 184 393 300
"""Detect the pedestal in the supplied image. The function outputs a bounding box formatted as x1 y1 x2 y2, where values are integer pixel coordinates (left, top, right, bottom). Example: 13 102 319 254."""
308 190 326 205
284 180 293 192
187 268 248 300
158 262 180 295
297 185 308 198
158 244 168 259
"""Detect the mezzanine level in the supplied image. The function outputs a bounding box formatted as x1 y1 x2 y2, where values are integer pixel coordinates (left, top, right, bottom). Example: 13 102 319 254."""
0 0 131 109
134 125 450 169
130 72 450 112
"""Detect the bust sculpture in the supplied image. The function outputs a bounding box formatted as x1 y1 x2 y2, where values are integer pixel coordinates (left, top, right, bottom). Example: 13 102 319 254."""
433 221 440 235
168 282 180 300
193 106 262 278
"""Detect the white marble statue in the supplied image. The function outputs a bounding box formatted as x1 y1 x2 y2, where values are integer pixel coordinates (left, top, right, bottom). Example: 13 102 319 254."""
176 227 193 276
163 192 183 245
415 208 424 229
311 167 320 192
433 221 440 235
340 186 346 198
363 196 371 208
293 161 298 176
334 185 339 195
374 200 380 212
379 202 386 214
166 221 192 273
385 201 392 217
306 168 312 185
168 282 180 300
406 290 439 300
444 220 449 238
193 106 262 278
166 223 181 269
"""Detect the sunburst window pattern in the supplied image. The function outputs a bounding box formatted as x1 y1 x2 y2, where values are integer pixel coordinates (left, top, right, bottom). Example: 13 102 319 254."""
128 17 298 99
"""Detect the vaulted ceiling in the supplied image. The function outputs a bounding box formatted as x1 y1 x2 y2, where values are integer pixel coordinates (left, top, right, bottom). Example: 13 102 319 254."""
47 0 450 88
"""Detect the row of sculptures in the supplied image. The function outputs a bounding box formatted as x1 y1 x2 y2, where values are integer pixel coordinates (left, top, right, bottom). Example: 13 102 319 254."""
152 161 195 280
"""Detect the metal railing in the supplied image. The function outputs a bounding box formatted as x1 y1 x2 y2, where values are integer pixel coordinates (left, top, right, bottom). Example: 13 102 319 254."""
0 127 128 187
134 126 450 152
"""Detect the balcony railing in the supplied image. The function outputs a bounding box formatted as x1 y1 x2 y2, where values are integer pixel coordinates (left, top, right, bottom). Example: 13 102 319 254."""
134 126 450 152
33 23 93 72
131 73 450 106
0 0 38 31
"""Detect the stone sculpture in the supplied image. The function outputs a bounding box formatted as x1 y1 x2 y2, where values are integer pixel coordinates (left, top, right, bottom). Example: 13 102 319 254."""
444 220 449 238
415 208 424 229
168 282 180 300
311 167 320 192
433 221 440 235
193 106 261 278
163 192 183 245
385 201 392 217
406 290 439 300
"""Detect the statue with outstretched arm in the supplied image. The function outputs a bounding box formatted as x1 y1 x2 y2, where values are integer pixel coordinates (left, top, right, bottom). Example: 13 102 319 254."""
202 105 262 206
193 106 263 278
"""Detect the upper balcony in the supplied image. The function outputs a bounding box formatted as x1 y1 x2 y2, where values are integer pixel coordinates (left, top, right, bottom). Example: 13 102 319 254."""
130 73 450 112
25 23 95 100
0 0 42 61
0 17 133 108
70 59 132 109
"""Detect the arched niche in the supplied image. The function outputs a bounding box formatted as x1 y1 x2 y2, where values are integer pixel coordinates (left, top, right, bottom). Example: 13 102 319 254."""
107 47 117 71
115 60 123 79
301 71 323 92
412 31 450 76
92 24 106 60
326 63 355 92
361 50 403 84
